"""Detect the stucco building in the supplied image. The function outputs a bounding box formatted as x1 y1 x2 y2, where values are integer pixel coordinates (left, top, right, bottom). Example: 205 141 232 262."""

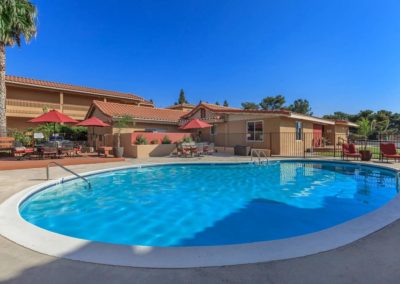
5 75 152 131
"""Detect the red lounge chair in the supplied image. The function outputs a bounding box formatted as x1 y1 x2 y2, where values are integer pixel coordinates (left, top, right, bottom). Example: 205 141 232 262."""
380 143 400 162
342 143 361 160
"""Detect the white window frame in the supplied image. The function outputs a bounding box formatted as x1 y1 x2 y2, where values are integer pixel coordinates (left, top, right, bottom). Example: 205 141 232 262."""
295 121 303 141
246 120 264 142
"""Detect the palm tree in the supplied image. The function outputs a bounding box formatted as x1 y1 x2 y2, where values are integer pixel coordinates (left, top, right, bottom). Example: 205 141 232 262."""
0 0 37 137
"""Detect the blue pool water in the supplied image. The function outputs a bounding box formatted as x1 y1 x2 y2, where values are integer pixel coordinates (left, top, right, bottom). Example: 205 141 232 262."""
20 161 397 247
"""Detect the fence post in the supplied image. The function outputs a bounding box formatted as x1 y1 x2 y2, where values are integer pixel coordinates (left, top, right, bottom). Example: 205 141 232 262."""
334 134 336 158
303 132 306 158
269 133 272 155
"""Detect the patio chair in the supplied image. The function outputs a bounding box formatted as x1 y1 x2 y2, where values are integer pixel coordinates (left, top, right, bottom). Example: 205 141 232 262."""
196 143 204 156
342 143 361 160
60 141 75 157
40 142 60 159
12 141 34 160
206 143 215 155
181 143 193 158
380 143 400 162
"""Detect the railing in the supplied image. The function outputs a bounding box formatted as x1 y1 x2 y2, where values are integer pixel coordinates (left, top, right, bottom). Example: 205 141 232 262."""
250 148 269 164
46 161 91 189
6 99 61 116
208 132 400 160
6 99 89 120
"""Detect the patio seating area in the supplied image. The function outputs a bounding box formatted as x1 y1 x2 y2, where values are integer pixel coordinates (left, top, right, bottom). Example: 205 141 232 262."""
176 142 215 158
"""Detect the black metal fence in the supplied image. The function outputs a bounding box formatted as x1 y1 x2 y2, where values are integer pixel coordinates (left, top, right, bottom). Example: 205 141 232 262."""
207 132 400 160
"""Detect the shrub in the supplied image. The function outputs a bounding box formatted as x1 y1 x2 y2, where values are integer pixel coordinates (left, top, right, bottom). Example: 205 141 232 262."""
135 135 148 145
182 135 193 143
150 139 159 144
11 130 33 146
161 135 172 144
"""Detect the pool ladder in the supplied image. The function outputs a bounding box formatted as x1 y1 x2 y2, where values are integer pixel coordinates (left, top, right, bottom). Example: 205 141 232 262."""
250 149 269 165
46 161 91 189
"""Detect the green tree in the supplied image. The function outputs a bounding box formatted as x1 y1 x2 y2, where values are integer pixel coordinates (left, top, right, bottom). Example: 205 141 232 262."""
223 100 229 107
322 111 351 120
357 117 375 150
177 89 188 104
288 99 313 115
241 102 259 110
215 101 220 105
0 0 37 136
114 115 134 148
259 95 286 110
374 110 390 135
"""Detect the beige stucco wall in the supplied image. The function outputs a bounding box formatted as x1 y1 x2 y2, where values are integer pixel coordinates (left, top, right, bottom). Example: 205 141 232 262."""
7 86 60 103
102 133 176 158
209 117 283 155
334 125 349 145
129 144 177 158
5 84 145 130
6 117 35 130
278 118 314 156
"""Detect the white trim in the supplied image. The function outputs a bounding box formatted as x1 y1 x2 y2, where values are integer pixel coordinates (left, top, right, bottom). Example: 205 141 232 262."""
0 160 399 268
289 113 335 125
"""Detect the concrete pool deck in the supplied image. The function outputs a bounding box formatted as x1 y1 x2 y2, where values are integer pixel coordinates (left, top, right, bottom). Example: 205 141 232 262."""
1 155 400 283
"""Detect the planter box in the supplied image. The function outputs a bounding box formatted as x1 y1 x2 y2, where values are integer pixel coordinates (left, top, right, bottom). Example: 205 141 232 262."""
126 144 177 158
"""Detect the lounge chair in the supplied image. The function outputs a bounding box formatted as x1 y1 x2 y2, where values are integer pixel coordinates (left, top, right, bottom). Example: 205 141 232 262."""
342 143 361 160
380 143 400 162
196 143 204 156
206 143 215 155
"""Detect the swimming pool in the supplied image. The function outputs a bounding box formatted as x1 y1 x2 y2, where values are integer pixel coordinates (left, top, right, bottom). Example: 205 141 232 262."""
19 161 398 247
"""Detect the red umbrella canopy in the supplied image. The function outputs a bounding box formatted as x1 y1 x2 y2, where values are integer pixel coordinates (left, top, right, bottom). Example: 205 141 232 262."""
180 118 212 130
28 110 78 123
76 117 110 127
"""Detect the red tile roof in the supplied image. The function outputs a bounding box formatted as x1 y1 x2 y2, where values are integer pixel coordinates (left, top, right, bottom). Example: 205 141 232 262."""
90 100 186 123
6 75 152 105
166 103 196 109
181 102 290 118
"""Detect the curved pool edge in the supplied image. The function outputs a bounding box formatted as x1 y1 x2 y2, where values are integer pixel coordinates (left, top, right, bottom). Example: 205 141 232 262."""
1 159 400 268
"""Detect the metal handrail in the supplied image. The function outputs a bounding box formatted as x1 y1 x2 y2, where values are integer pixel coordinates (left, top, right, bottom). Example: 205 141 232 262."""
46 161 91 189
251 149 269 165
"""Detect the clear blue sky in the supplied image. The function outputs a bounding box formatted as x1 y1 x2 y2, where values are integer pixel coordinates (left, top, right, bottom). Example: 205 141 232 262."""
6 0 400 116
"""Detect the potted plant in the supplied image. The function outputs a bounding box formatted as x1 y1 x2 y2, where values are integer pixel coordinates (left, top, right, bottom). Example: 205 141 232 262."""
161 135 172 144
113 115 134 157
357 117 375 161
135 135 148 145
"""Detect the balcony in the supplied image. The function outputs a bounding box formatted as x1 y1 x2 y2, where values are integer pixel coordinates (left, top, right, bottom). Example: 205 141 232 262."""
62 104 90 120
6 99 89 120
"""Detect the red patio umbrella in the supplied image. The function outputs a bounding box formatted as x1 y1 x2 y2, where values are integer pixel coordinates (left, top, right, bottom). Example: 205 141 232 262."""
76 117 110 148
29 109 78 124
76 117 110 127
28 109 79 133
179 118 212 130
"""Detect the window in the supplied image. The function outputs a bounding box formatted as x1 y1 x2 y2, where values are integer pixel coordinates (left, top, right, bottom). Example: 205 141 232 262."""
295 121 303 140
210 124 217 136
200 108 206 118
247 121 263 142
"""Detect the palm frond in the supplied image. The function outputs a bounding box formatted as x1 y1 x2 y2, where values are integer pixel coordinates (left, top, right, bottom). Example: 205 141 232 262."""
0 0 37 47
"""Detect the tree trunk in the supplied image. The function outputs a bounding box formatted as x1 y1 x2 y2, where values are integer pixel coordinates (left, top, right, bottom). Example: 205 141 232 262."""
0 44 6 137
